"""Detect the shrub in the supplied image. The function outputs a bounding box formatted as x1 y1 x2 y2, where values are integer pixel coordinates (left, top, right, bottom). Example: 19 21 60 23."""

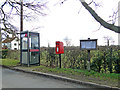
1 49 8 59
7 50 20 60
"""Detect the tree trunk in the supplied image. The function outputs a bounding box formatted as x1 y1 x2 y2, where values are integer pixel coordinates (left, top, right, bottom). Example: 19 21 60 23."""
0 30 1 51
118 2 120 45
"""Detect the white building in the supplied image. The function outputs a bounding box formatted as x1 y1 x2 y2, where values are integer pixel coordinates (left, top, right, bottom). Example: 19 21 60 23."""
2 37 20 50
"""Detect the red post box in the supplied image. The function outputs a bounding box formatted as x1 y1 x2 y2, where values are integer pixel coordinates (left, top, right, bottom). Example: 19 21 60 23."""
55 41 64 54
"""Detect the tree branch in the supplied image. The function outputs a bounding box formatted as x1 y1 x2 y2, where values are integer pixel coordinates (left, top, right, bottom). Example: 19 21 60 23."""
0 0 47 37
80 0 120 33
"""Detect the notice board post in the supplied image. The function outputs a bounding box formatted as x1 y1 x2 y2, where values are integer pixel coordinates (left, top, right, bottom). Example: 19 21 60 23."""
87 50 90 71
80 38 97 71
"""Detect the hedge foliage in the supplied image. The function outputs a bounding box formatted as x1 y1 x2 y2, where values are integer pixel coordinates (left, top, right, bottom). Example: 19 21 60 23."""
40 46 120 73
0 49 20 60
0 49 8 59
2 46 120 73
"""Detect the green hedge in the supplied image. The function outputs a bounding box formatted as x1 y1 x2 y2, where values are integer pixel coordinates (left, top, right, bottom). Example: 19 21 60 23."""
0 49 20 60
40 46 120 73
7 50 20 60
0 49 8 59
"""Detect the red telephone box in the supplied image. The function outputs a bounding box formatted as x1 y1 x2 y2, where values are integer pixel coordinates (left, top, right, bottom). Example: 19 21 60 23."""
55 41 64 54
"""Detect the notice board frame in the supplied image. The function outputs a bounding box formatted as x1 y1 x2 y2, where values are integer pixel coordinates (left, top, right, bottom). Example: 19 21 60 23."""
80 39 97 50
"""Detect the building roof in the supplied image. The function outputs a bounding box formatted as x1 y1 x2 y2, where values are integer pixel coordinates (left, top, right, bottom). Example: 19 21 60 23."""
2 37 16 43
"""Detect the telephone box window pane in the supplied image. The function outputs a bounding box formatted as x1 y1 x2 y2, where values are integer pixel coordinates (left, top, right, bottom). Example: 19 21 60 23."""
30 52 39 64
22 52 27 64
22 38 27 49
29 34 39 49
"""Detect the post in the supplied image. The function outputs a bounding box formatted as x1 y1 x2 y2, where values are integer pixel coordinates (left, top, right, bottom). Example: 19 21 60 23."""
0 29 1 51
87 50 90 71
27 32 30 67
118 2 120 87
109 47 112 73
87 38 91 71
0 30 1 90
20 33 22 65
20 0 23 66
59 54 61 68
103 51 106 73
20 0 23 32
38 33 40 66
118 1 120 45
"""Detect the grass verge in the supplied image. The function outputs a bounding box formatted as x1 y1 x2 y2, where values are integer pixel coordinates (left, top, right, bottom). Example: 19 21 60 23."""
29 65 119 80
0 58 119 87
0 58 20 67
21 65 119 87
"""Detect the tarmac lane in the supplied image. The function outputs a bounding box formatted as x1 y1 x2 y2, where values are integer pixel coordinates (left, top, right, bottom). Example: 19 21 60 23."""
1 67 93 88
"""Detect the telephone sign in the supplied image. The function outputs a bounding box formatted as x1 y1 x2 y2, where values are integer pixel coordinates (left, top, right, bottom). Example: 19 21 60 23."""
55 41 64 54
21 33 27 38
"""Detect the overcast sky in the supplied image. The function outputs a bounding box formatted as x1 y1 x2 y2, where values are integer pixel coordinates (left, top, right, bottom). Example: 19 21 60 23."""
37 0 119 47
1 0 120 47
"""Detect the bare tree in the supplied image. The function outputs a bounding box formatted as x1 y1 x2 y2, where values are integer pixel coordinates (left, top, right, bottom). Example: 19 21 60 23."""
0 0 47 38
64 36 71 46
103 36 115 46
59 0 120 33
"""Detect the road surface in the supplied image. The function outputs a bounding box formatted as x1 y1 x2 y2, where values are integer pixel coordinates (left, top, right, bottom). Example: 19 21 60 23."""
1 67 94 88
